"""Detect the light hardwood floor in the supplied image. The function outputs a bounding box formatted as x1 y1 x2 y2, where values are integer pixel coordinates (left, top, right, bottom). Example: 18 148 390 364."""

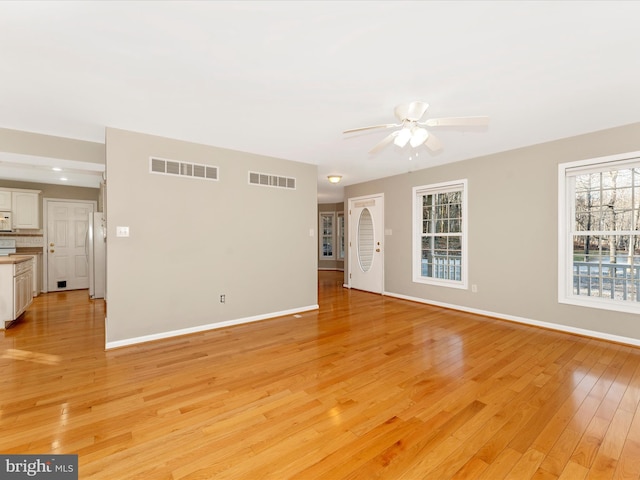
2 271 640 479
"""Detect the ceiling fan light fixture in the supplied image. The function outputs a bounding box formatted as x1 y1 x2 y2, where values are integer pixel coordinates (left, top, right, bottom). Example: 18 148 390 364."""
327 175 342 184
409 127 429 148
393 128 412 148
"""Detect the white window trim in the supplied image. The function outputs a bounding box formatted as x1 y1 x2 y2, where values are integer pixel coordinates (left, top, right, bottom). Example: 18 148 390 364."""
558 150 640 314
412 179 468 290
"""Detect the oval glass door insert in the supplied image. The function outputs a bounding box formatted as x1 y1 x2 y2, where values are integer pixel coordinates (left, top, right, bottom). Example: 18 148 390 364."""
357 208 374 272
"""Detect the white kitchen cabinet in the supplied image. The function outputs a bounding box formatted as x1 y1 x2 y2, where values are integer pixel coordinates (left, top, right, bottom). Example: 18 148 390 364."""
0 257 34 328
12 190 40 229
0 189 12 210
10 253 40 297
14 260 33 318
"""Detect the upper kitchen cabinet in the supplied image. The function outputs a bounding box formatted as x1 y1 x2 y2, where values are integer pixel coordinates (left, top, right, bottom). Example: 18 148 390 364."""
0 190 12 210
0 190 11 212
12 190 40 229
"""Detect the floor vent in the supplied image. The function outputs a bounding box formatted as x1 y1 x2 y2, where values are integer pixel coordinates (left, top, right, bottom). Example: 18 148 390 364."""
150 157 218 181
248 171 296 190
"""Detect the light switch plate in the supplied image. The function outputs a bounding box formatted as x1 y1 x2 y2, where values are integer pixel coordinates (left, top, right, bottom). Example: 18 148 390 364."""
116 226 130 237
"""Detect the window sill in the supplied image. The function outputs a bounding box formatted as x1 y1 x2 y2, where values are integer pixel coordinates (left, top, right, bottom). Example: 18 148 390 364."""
559 296 640 315
413 277 468 290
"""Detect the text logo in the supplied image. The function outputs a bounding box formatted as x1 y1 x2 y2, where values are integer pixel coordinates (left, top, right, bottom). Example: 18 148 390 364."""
0 455 78 479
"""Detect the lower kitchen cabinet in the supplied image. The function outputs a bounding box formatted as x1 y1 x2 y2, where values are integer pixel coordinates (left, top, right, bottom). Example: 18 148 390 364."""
0 256 34 328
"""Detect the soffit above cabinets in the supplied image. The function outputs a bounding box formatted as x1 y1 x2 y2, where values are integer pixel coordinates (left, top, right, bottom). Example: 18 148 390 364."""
0 152 104 188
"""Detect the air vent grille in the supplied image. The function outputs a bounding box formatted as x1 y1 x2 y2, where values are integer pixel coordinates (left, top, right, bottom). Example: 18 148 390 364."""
150 157 218 181
248 171 296 190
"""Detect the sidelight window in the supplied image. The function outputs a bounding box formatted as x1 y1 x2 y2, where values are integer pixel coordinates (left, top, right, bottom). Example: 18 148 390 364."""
337 212 345 260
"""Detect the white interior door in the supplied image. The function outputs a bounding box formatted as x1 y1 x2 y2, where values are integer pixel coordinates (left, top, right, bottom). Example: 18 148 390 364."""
46 201 94 292
349 194 384 293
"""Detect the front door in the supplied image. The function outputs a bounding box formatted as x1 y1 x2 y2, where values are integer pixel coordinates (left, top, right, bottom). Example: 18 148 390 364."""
349 194 384 293
46 200 94 291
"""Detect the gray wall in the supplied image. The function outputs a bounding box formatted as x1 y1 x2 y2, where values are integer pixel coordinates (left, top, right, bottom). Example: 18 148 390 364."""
105 128 318 345
344 122 640 342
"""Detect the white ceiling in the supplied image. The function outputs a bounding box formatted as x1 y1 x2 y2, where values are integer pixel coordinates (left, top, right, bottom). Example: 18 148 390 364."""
1 1 639 202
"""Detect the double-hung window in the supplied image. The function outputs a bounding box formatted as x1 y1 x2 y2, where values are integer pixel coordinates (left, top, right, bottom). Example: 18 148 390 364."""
413 179 468 289
559 151 640 313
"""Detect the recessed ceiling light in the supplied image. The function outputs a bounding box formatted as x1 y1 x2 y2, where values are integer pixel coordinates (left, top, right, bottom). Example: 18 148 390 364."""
52 167 62 172
60 177 68 181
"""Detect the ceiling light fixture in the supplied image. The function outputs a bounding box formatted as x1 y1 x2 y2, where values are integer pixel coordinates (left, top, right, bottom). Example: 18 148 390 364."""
52 167 62 171
393 128 412 148
327 175 342 184
394 125 429 149
409 127 429 148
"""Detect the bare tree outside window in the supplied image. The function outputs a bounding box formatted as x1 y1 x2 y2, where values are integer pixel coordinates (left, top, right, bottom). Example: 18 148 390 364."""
573 167 640 301
413 180 467 289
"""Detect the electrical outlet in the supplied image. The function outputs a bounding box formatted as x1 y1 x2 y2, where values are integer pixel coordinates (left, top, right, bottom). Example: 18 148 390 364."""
220 294 225 303
471 284 478 293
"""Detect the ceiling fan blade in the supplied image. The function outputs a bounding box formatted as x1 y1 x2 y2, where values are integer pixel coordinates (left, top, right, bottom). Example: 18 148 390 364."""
423 116 490 127
343 123 399 134
424 132 443 152
369 132 396 154
394 101 429 121
406 101 429 121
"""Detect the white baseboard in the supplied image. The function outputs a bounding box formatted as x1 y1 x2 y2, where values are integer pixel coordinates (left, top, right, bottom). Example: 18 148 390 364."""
105 304 319 350
384 291 640 348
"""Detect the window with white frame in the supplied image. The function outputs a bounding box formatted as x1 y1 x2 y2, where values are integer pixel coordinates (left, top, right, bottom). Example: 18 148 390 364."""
319 212 335 259
559 151 640 313
413 180 468 288
337 212 345 260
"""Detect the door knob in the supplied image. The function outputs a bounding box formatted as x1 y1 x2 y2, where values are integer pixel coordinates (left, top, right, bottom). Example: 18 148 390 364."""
49 243 54 247
50 249 55 253
376 248 381 252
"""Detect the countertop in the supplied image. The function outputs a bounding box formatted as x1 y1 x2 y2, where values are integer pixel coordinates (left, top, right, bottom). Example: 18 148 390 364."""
15 247 43 254
0 255 33 264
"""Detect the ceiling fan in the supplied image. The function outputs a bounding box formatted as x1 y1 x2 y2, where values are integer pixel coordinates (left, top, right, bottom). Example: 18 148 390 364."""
344 101 489 154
